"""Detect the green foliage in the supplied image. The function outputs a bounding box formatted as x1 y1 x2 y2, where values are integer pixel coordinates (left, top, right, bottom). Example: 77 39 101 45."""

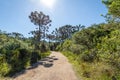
30 51 39 64
40 42 49 53
80 50 97 62
52 24 85 43
0 63 10 77
41 51 51 58
60 40 72 51
0 31 50 78
1 49 31 76
60 22 120 80
29 11 52 50
102 0 120 18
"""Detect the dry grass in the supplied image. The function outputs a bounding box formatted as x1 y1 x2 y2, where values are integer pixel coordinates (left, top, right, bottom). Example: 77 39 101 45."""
72 61 116 80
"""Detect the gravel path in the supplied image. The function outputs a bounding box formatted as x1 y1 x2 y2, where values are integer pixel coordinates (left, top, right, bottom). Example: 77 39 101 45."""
13 51 78 80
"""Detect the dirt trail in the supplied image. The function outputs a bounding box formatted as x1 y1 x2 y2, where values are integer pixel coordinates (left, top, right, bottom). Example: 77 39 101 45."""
13 51 78 80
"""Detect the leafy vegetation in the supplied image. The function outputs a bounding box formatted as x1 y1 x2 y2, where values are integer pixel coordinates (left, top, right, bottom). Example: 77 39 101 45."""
0 0 120 79
59 22 120 80
0 31 50 77
102 0 120 18
54 1 120 79
0 11 51 78
29 11 52 51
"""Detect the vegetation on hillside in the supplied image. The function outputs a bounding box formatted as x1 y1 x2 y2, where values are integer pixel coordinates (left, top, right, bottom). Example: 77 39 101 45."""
55 0 120 79
60 22 120 80
0 11 51 78
0 0 120 79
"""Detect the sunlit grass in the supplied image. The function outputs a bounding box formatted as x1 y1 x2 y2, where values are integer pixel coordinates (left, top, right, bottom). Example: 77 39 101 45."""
62 51 120 80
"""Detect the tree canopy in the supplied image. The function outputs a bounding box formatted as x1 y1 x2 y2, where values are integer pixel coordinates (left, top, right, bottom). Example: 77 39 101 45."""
102 0 120 18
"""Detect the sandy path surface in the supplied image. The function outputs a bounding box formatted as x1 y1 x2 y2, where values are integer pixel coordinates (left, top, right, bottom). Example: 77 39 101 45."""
13 51 78 80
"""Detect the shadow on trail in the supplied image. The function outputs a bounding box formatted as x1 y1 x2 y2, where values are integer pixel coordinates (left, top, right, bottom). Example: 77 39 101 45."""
28 56 58 69
13 56 58 78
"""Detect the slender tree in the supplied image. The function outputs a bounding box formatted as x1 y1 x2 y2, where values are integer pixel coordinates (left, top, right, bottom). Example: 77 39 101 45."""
29 11 51 42
52 25 85 42
29 11 52 49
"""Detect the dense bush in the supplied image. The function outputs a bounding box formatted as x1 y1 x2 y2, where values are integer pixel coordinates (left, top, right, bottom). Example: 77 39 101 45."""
0 51 13 76
0 48 31 76
30 51 40 65
40 42 49 53
0 33 50 77
60 22 120 80
80 50 97 62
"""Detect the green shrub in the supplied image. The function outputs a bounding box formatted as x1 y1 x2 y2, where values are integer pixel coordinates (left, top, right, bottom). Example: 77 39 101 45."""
18 49 31 67
62 40 72 51
0 63 10 76
0 32 51 78
3 42 20 50
39 42 49 53
41 51 50 58
30 51 39 65
6 49 29 75
81 50 97 62
60 23 120 80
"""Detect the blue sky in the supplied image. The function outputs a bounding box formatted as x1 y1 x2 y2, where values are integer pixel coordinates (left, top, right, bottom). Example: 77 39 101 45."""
0 0 107 37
